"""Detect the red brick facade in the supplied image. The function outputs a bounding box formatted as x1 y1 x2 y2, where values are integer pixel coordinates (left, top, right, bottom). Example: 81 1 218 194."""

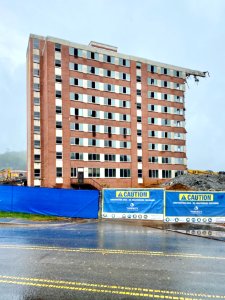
27 34 204 189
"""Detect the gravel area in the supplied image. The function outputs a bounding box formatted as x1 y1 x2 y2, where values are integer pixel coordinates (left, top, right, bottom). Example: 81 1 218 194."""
162 174 225 191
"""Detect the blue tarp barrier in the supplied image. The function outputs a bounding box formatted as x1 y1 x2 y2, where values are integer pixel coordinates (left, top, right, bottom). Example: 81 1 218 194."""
165 191 225 223
0 186 99 218
102 188 164 220
0 185 13 212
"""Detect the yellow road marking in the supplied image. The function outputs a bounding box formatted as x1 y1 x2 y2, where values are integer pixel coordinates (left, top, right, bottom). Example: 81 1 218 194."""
0 275 224 299
0 244 224 260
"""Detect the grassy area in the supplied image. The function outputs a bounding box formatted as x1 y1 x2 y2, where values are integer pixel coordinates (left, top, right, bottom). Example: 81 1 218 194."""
0 211 68 221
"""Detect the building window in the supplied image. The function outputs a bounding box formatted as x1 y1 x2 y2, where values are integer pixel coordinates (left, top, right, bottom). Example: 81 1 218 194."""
105 169 116 178
33 69 39 77
34 97 40 105
137 129 142 136
56 137 62 144
33 39 39 49
137 116 142 123
87 51 98 60
119 58 130 67
55 43 61 52
148 117 157 124
55 60 61 67
33 83 40 91
88 168 100 178
71 168 77 178
148 130 156 137
148 65 156 73
56 106 62 114
34 125 40 133
56 152 62 159
175 170 184 177
34 111 40 119
162 170 171 179
88 139 97 146
69 47 82 57
149 170 159 178
33 54 40 63
55 75 62 82
70 152 83 160
70 137 83 145
136 103 141 110
163 94 168 100
34 154 40 161
56 167 62 177
34 140 40 148
136 62 141 69
148 143 158 150
120 141 130 148
120 169 131 178
137 156 142 162
34 169 40 178
104 140 113 148
120 155 131 162
56 121 62 129
162 157 171 164
138 169 142 178
137 89 141 96
88 154 100 161
55 91 61 98
104 154 116 161
148 91 155 98
148 157 158 163
136 76 141 82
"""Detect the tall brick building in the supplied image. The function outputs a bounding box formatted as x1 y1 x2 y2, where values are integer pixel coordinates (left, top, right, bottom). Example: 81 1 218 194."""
27 34 205 189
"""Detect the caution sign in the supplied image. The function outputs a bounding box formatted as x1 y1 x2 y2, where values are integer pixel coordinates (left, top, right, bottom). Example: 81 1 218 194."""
165 191 225 223
102 189 163 220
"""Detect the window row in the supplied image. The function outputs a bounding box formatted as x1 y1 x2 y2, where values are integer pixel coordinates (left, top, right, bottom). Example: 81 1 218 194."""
69 78 131 94
70 108 131 122
148 130 185 140
148 104 184 115
148 156 185 164
147 65 184 78
69 62 130 81
70 137 131 149
147 78 185 90
147 91 184 103
70 122 131 135
148 144 185 152
148 118 185 127
70 152 131 162
69 47 130 67
70 168 131 178
70 93 130 108
149 170 184 178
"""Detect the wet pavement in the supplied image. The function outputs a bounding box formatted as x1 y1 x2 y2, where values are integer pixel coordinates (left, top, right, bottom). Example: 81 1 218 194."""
0 219 224 299
164 223 225 242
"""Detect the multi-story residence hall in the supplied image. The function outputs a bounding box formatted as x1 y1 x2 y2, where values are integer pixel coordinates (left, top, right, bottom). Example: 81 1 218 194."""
27 34 206 189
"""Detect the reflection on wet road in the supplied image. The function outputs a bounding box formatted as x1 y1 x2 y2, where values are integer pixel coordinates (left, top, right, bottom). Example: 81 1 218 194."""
165 223 225 241
0 220 224 299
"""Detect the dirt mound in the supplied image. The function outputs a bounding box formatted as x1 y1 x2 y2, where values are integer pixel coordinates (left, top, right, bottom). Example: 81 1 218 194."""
165 183 193 191
162 174 225 191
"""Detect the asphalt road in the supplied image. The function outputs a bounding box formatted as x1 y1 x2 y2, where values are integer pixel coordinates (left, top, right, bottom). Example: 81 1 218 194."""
0 219 224 299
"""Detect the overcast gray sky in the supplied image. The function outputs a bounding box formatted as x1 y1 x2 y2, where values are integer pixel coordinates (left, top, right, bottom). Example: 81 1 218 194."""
0 0 225 171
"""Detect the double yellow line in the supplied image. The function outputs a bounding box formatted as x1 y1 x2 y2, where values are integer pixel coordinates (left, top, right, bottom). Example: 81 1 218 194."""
0 275 224 299
0 244 224 260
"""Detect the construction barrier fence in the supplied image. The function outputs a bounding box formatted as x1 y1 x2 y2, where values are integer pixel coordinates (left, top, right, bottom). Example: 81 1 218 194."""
0 185 99 219
0 186 225 222
102 189 225 223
